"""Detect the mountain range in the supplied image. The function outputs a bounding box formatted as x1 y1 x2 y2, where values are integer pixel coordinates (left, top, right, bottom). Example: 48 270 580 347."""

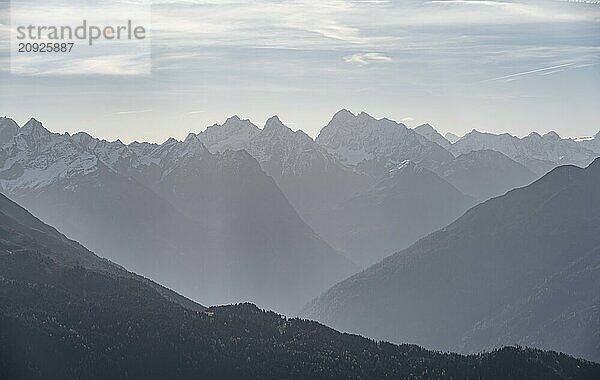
434 150 537 201
0 118 354 314
1 190 598 379
195 110 555 266
0 111 597 307
200 115 372 225
302 158 600 362
450 129 598 175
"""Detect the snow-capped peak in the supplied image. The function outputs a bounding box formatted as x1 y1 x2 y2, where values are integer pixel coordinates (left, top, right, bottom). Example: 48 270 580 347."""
330 109 356 123
20 118 50 137
452 127 598 174
316 111 453 173
262 115 293 135
198 115 260 153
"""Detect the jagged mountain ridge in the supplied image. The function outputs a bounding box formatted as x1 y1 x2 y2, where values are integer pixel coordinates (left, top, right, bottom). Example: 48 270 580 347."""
2 114 597 292
195 113 473 267
198 114 372 218
0 191 598 379
316 110 454 177
196 112 559 266
5 113 594 271
0 118 355 314
198 115 261 153
451 129 598 175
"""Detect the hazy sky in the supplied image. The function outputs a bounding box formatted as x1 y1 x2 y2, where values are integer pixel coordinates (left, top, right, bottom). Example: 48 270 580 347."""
1 0 599 143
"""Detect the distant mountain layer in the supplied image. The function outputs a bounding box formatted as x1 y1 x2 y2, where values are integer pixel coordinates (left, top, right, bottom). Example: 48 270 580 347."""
451 129 598 175
310 160 475 267
193 113 469 268
434 150 537 200
1 192 598 380
197 112 473 267
303 158 600 362
0 118 355 314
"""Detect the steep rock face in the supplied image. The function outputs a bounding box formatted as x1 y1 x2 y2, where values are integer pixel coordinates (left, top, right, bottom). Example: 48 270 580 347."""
197 114 479 268
316 110 454 177
311 160 475 267
0 120 210 300
1 193 597 379
0 117 19 145
303 159 600 362
191 113 553 267
0 119 355 314
198 115 260 153
244 116 372 220
451 130 598 175
434 150 538 201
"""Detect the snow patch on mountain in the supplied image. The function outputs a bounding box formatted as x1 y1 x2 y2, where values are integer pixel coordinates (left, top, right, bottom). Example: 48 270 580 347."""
316 109 454 175
451 129 598 174
0 119 99 193
198 115 260 153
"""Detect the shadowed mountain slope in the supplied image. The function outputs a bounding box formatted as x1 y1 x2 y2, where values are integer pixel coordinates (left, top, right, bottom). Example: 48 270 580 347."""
303 158 600 362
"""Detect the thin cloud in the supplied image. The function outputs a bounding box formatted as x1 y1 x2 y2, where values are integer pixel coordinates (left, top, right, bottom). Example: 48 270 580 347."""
344 52 393 65
538 69 565 76
481 62 576 82
113 110 153 115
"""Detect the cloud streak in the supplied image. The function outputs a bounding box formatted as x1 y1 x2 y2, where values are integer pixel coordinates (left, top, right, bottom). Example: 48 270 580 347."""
113 109 153 115
344 52 392 65
481 62 578 82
